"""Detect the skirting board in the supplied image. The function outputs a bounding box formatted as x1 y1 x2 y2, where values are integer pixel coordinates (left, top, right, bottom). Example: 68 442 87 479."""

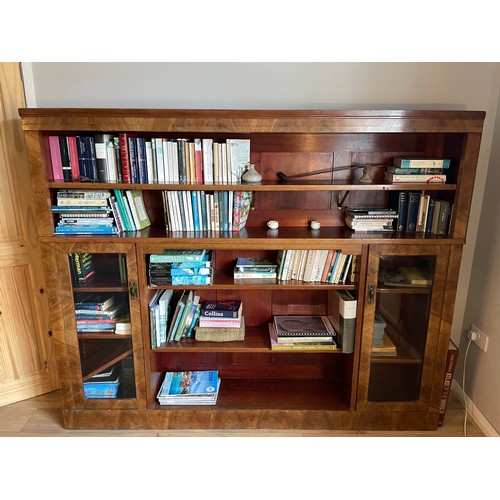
451 379 499 437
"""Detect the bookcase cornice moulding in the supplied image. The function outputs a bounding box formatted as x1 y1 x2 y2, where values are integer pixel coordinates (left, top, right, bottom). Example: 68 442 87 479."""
19 108 485 134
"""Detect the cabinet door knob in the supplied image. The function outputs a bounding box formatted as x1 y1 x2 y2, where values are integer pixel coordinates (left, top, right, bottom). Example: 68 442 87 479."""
367 284 375 303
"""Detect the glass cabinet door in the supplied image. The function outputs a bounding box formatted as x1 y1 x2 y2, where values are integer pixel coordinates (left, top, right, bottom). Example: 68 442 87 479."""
55 244 145 409
358 245 449 410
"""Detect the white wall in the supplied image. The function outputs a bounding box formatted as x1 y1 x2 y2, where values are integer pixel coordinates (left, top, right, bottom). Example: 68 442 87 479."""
24 61 500 432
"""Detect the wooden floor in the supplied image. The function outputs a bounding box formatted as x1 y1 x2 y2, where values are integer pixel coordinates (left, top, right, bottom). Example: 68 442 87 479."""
0 389 486 436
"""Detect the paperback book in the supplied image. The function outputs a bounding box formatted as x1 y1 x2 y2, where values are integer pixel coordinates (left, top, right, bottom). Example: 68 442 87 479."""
157 370 220 405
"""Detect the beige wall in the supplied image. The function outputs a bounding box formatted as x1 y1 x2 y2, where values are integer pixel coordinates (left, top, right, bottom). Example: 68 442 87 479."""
24 61 500 432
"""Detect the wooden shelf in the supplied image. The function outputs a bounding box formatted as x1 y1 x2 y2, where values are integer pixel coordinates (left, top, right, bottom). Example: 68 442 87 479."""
48 180 458 192
79 339 132 381
152 326 342 353
151 377 349 412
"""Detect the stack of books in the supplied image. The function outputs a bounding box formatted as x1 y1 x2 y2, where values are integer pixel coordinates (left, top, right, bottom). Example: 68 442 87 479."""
384 157 449 184
83 364 121 399
195 299 244 341
345 207 397 232
269 315 337 350
74 293 126 334
371 313 396 356
53 189 118 235
157 370 221 406
233 257 277 280
148 249 212 286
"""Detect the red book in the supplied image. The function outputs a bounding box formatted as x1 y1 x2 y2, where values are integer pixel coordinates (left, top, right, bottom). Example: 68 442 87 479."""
119 133 132 183
438 339 459 426
48 135 64 181
66 136 80 181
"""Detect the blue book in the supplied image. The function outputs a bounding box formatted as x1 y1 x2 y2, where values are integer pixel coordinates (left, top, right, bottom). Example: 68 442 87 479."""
136 137 148 184
390 191 409 232
191 190 200 231
425 198 436 233
405 192 421 233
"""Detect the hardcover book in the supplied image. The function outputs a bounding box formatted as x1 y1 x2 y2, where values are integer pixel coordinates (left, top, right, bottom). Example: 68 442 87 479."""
200 299 242 318
392 157 451 169
268 323 337 350
335 290 357 354
195 317 245 342
438 339 459 426
150 249 207 263
273 315 335 342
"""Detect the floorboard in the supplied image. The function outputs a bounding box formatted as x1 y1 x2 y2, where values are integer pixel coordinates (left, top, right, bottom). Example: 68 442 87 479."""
0 389 486 437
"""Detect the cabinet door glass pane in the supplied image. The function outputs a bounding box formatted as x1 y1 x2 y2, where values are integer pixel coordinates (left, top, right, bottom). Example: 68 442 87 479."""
69 252 136 400
368 255 436 402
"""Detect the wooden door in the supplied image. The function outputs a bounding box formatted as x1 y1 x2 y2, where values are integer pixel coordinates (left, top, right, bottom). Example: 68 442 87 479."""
0 62 58 406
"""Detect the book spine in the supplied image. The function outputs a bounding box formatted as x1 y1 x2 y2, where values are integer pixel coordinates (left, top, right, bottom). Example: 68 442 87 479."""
119 133 132 183
48 136 64 181
198 317 241 328
202 138 214 184
136 137 148 184
337 291 357 354
58 136 72 182
66 136 81 181
385 173 447 183
86 136 98 180
405 192 421 233
394 158 450 168
438 341 459 426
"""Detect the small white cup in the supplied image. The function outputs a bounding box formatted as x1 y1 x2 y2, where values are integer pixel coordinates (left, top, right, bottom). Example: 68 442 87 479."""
310 220 321 230
267 220 279 229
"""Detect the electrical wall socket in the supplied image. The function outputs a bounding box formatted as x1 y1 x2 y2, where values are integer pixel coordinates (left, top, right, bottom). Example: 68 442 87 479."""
470 324 489 352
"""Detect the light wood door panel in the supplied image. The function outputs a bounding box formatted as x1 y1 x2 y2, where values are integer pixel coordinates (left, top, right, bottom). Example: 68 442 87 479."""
0 62 58 406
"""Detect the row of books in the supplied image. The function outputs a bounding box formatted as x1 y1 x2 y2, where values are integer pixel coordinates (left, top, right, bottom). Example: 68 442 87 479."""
391 192 452 234
161 190 252 232
277 249 353 284
48 133 250 185
384 157 449 184
53 189 152 234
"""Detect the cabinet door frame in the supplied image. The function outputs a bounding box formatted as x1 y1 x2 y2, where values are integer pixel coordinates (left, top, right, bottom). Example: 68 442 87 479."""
357 243 451 412
51 242 147 410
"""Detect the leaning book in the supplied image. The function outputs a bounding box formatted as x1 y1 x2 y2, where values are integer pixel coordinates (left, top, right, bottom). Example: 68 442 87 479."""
157 370 220 405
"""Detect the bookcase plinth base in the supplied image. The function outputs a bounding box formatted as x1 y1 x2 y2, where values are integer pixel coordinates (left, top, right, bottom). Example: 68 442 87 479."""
61 408 440 432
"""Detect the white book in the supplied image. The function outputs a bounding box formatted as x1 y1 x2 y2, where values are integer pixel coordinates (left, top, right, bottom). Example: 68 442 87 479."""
171 140 179 183
105 140 118 182
202 138 214 184
155 139 165 183
228 190 233 230
145 140 154 184
227 139 251 184
183 190 193 232
220 143 227 184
